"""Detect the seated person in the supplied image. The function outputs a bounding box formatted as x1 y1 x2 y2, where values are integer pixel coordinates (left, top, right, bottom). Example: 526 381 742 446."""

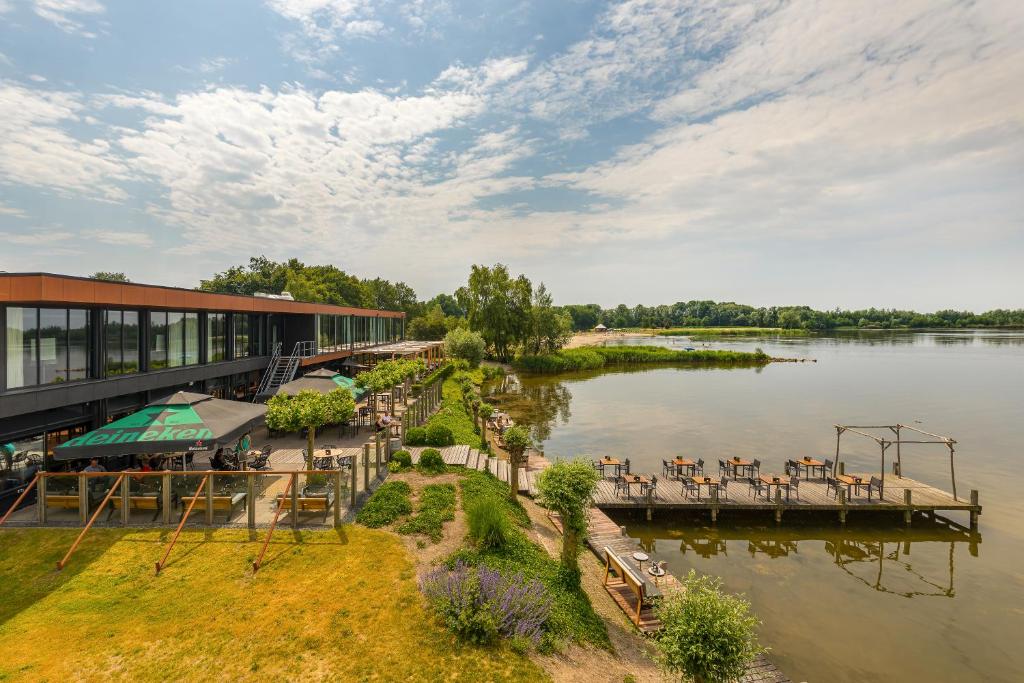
375 412 394 432
210 448 228 470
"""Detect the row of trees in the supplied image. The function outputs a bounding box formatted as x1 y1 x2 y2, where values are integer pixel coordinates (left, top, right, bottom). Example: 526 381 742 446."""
562 301 1024 331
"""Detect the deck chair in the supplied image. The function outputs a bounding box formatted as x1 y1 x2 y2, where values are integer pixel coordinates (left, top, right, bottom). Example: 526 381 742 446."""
866 476 883 501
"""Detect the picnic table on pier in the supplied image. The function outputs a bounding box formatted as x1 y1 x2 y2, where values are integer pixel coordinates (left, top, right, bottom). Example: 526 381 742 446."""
599 457 622 477
836 474 869 497
725 457 754 477
693 475 719 499
759 475 791 501
672 458 697 477
623 474 649 499
794 456 826 478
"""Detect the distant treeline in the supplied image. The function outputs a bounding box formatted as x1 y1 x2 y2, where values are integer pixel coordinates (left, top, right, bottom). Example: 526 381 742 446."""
514 345 771 373
560 302 1024 331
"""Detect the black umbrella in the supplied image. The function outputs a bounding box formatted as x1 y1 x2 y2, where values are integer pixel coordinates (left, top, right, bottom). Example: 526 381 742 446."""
53 391 266 461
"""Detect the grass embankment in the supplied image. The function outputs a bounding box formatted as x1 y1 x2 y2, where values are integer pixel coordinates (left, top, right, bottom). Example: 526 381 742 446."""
452 471 609 652
514 344 771 373
0 527 541 681
654 326 811 337
397 483 457 542
421 369 485 447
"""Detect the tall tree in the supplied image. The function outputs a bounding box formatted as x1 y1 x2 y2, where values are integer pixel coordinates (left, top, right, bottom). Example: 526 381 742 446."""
526 283 572 354
456 263 532 361
536 460 600 586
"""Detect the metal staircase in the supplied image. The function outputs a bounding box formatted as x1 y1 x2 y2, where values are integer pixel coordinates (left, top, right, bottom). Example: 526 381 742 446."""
253 342 300 401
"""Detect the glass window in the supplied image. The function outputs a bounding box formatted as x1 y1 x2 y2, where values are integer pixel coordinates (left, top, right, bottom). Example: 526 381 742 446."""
234 314 250 358
150 311 168 369
185 313 199 365
123 311 140 373
166 312 184 368
39 308 68 384
68 309 89 381
5 306 38 388
104 311 123 375
208 313 226 362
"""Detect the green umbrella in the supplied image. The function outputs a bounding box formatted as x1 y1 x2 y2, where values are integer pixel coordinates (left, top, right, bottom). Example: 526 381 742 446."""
275 368 366 400
53 391 266 461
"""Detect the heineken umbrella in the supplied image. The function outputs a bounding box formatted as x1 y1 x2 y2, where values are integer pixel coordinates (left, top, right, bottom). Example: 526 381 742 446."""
53 391 266 461
275 368 366 400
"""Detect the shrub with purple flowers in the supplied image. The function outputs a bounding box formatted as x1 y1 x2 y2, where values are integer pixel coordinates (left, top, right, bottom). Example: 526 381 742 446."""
419 561 552 647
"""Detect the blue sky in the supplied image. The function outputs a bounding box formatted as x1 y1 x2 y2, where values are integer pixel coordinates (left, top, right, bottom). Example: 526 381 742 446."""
0 0 1021 310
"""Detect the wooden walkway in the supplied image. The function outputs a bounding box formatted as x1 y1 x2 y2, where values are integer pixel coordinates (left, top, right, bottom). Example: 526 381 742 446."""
592 472 980 526
567 506 789 682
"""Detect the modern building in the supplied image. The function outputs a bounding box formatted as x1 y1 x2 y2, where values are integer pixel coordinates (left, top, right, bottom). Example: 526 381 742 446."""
0 272 406 462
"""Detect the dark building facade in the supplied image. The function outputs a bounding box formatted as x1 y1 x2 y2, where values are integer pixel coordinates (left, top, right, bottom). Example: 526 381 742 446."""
0 273 404 460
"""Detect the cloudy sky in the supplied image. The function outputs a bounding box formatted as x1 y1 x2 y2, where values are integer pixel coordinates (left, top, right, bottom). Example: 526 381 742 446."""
0 0 1021 310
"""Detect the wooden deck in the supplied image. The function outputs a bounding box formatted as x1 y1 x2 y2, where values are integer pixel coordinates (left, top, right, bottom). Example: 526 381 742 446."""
592 472 981 527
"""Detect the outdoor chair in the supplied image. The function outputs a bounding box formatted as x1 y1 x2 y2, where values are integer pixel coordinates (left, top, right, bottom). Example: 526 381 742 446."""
784 460 797 476
751 459 762 477
312 456 335 470
592 459 604 475
336 455 354 472
320 444 337 452
696 458 705 475
249 445 272 471
789 475 801 500
624 458 631 475
718 459 727 476
613 475 628 498
824 459 834 477
866 476 883 501
643 475 658 499
681 476 698 499
661 459 673 478
718 477 730 501
826 477 841 498
748 477 766 499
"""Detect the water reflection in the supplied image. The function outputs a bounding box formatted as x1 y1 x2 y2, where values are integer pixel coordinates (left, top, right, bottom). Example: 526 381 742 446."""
627 518 980 600
484 374 573 443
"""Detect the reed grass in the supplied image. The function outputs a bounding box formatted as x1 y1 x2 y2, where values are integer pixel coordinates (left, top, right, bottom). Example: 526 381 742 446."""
654 327 811 336
514 345 770 373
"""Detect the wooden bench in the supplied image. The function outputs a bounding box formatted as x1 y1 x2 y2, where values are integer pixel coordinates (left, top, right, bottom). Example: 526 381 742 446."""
108 495 161 521
602 546 662 627
181 492 246 522
45 494 82 510
275 493 333 521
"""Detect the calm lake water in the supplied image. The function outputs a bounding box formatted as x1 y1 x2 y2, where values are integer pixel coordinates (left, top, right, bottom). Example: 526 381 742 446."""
489 331 1024 683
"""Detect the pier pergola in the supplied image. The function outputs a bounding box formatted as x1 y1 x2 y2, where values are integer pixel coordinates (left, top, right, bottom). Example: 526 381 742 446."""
834 424 959 500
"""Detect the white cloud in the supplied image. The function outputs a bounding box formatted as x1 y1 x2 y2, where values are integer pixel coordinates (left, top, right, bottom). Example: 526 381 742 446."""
82 229 153 246
0 81 127 200
0 228 76 245
32 0 105 37
0 202 26 218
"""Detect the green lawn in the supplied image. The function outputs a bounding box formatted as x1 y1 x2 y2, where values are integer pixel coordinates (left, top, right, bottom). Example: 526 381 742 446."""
0 527 543 682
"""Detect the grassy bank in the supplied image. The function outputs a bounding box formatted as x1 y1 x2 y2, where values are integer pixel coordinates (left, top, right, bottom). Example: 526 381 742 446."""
0 527 540 681
653 326 812 337
514 344 771 373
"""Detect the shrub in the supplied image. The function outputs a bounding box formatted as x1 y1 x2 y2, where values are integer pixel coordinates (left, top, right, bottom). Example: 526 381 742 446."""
420 561 552 646
387 460 404 473
481 365 506 380
655 570 766 683
392 450 413 468
404 426 427 446
444 328 486 367
418 448 446 474
425 423 455 447
355 481 412 528
466 499 510 550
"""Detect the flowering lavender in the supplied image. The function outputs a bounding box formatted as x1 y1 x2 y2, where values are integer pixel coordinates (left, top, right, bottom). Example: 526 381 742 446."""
420 561 552 646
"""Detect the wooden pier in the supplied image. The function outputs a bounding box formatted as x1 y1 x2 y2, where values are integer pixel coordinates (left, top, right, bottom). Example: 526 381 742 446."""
591 473 981 528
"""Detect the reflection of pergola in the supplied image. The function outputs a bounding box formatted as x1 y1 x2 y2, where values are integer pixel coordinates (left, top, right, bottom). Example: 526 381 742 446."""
365 341 445 363
834 424 959 500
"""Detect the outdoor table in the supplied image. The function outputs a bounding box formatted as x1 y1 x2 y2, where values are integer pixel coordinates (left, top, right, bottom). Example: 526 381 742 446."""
837 474 868 498
692 476 719 501
600 458 622 477
673 458 697 478
727 457 754 477
632 551 649 572
796 457 825 479
759 475 791 501
623 475 649 499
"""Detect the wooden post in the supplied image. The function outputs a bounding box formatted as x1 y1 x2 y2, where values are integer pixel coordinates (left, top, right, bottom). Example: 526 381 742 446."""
350 452 358 507
333 470 342 527
895 425 902 479
0 472 40 527
203 475 213 526
949 444 958 501
363 443 370 492
290 472 299 530
774 488 783 524
161 473 171 525
247 472 256 529
58 474 126 570
710 486 719 523
38 475 47 524
903 489 912 526
970 489 979 529
839 489 847 524
155 474 208 574
121 476 130 525
838 461 845 476
252 474 293 574
835 427 842 476
78 473 88 524
375 432 382 476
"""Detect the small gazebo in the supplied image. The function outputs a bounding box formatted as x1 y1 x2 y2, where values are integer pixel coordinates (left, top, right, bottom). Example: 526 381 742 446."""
594 323 608 333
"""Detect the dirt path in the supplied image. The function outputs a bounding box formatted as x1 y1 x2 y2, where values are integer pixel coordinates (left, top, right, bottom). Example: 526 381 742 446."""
566 331 654 349
388 471 468 567
520 497 671 683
